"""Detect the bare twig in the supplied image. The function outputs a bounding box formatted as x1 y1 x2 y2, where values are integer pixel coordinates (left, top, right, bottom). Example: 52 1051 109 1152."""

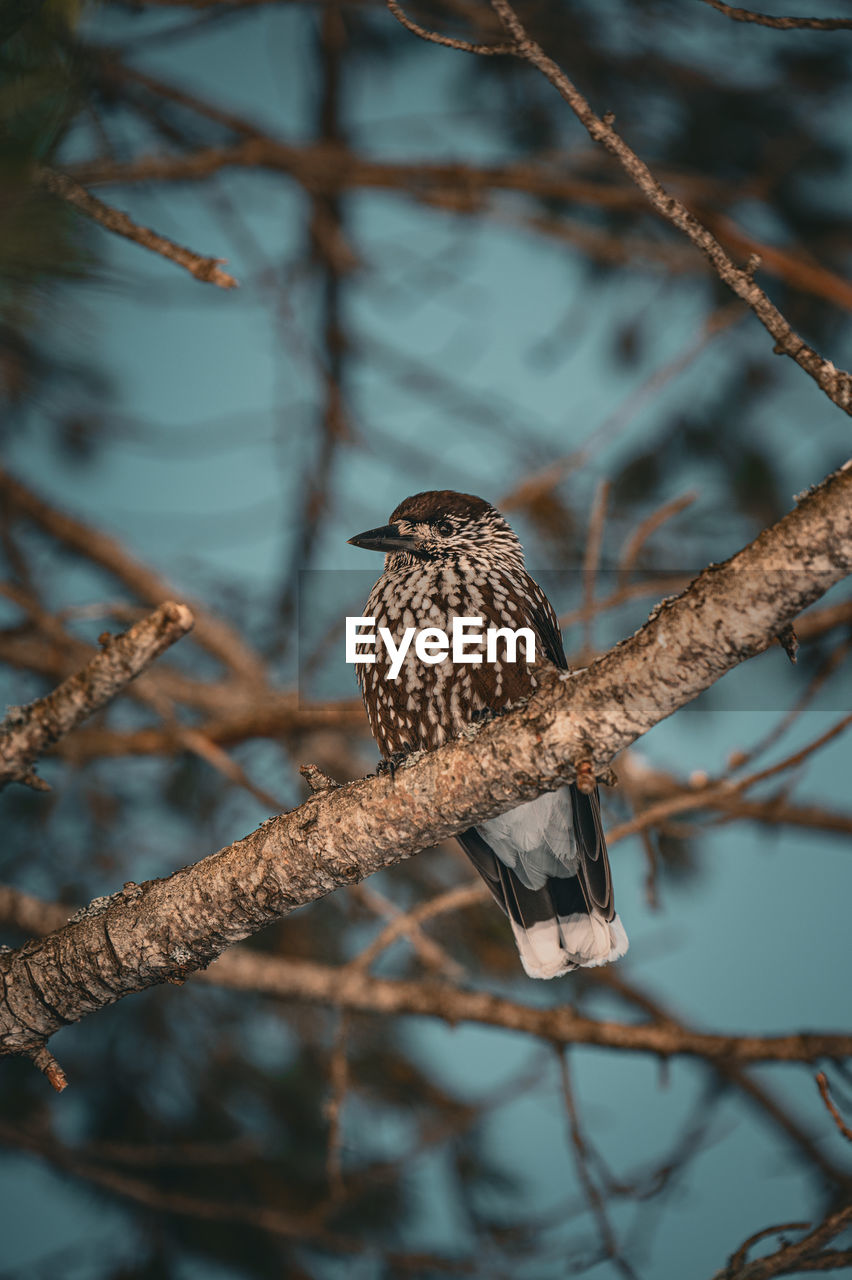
347 881 481 978
29 1044 68 1094
386 0 514 53
607 711 852 845
698 1 852 32
178 728 286 811
617 491 698 585
816 1073 852 1144
559 573 692 634
37 168 238 288
716 1203 852 1279
504 309 742 517
728 632 851 771
0 601 194 791
726 1222 813 1276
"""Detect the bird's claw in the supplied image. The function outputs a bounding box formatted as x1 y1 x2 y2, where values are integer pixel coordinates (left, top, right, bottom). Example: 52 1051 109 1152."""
376 749 411 779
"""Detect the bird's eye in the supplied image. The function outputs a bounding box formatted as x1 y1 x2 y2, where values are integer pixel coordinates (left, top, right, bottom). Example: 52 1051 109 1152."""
435 520 453 537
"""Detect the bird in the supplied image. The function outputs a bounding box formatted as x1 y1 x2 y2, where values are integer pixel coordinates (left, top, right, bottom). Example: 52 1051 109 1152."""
347 489 627 980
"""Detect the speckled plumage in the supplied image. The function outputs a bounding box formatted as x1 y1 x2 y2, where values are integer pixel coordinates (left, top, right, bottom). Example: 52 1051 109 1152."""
350 490 627 979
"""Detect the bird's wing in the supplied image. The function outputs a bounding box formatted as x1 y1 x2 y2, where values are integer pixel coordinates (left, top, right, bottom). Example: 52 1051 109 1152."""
520 572 569 672
515 570 616 920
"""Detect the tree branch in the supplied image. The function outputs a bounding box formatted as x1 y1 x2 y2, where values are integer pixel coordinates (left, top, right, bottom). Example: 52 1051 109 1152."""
385 0 852 411
716 1203 852 1280
66 135 852 313
1 459 850 1065
4 883 852 1067
38 167 238 288
0 601 194 792
0 468 266 684
386 0 514 53
697 1 852 32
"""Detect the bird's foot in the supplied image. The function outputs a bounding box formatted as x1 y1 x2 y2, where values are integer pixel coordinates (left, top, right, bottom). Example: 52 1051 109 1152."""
376 749 411 779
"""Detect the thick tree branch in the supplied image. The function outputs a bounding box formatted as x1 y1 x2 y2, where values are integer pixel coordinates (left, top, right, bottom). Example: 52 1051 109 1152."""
1 459 850 1064
37 168 238 288
0 601 194 792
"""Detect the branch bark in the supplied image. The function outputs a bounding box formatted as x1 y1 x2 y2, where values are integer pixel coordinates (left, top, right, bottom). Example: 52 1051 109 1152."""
1 459 850 1066
0 601 194 791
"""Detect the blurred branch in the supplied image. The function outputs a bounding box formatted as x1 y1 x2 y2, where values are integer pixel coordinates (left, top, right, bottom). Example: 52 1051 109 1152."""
202 950 852 1064
795 597 852 643
0 627 364 745
579 479 609 657
3 883 852 1066
48 696 365 760
37 168 239 288
348 880 469 979
595 967 852 1187
716 1203 852 1279
505 302 744 516
0 468 267 684
608 711 852 844
816 1072 852 1144
1 460 850 1070
69 131 852 312
617 491 698 585
386 0 513 52
697 1 852 32
0 601 193 792
277 1 353 629
557 1048 637 1278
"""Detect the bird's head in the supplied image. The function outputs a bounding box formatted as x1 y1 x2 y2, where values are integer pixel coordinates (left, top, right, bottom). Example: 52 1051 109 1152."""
348 490 524 570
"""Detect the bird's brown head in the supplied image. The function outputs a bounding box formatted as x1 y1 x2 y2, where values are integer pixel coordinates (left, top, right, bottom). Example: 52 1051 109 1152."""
348 489 524 568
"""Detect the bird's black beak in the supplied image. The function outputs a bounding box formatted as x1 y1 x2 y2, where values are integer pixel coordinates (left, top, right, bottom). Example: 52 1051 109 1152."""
348 524 416 553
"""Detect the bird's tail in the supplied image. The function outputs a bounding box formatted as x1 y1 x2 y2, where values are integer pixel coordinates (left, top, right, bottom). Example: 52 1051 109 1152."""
498 860 628 979
457 805 628 980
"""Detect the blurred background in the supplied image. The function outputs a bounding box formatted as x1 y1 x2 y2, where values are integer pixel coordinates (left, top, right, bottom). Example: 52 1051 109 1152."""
1 1 851 1276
